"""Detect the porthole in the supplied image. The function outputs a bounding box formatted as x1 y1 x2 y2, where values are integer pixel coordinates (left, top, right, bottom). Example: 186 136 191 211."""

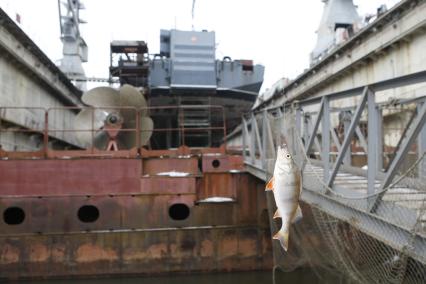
212 159 220 168
77 205 99 223
168 203 190 221
3 207 25 225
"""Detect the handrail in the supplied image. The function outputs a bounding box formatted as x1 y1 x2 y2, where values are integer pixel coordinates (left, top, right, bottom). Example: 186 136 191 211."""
0 105 227 158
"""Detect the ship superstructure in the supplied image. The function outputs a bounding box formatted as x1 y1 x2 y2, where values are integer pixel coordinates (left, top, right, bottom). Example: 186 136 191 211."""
110 29 264 148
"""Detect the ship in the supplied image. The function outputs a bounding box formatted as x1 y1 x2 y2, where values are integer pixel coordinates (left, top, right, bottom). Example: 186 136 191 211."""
0 5 271 280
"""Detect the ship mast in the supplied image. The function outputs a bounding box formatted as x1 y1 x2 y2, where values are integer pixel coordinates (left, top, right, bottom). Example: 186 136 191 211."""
191 0 196 30
58 0 88 90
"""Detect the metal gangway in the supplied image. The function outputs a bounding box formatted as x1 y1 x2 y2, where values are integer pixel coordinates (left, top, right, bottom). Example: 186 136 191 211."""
239 71 426 283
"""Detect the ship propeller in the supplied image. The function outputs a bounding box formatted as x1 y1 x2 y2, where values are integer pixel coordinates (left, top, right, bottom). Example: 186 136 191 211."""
74 84 153 150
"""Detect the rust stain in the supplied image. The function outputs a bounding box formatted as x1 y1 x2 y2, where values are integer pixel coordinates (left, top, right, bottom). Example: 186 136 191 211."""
51 244 66 262
0 244 20 264
0 153 273 279
218 235 238 258
238 238 257 257
169 239 196 258
262 232 272 254
29 243 49 262
122 250 148 261
76 244 118 263
144 243 168 259
169 243 178 257
200 239 213 257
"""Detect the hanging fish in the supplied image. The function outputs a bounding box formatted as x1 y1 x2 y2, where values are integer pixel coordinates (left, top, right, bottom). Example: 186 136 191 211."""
265 144 302 251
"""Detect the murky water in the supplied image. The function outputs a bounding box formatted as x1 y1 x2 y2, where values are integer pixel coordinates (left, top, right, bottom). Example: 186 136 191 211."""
3 269 348 284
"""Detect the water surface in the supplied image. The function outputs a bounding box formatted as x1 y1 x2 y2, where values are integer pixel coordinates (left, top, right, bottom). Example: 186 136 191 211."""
7 268 347 284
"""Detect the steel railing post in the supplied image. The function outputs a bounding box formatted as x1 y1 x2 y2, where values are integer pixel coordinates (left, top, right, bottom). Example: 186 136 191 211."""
367 89 377 197
251 113 264 164
376 108 384 173
322 96 330 185
418 101 426 178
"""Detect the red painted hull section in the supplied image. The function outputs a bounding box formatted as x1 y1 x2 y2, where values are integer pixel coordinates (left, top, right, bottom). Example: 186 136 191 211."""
0 155 272 280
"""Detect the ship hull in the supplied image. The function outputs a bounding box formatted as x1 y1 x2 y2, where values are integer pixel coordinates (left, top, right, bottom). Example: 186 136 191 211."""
0 153 272 280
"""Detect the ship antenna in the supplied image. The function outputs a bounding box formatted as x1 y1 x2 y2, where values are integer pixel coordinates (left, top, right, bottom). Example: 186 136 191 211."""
191 0 196 30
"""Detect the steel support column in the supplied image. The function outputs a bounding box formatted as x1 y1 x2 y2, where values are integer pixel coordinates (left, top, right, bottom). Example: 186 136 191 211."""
322 97 330 184
376 109 384 173
251 114 264 162
418 102 426 178
367 89 377 196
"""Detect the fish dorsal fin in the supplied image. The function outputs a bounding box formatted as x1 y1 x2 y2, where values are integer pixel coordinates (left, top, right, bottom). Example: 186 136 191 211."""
291 205 303 224
273 210 280 219
265 176 274 191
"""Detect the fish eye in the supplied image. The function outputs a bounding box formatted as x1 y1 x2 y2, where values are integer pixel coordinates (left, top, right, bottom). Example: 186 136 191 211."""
285 154 291 159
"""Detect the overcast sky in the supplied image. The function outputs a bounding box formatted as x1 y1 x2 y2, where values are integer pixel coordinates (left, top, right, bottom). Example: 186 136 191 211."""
1 0 400 92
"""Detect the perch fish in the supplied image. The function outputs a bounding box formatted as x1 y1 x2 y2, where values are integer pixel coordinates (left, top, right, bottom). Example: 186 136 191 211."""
266 144 302 251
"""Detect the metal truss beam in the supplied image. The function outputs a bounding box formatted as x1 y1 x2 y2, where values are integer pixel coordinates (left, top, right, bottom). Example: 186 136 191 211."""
327 87 368 188
303 98 325 170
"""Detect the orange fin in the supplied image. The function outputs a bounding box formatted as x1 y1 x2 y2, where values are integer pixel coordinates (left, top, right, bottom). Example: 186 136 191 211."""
265 177 274 191
273 210 281 219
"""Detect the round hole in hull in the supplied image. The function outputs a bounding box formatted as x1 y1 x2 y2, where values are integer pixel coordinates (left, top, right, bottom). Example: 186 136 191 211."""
3 207 25 225
169 203 190 221
212 159 220 168
78 205 100 223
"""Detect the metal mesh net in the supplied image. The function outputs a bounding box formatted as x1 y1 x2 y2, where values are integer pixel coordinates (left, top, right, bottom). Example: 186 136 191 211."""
270 128 426 284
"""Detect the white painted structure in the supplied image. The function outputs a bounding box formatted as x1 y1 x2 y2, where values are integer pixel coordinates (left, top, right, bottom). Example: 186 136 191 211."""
229 0 426 149
0 8 81 150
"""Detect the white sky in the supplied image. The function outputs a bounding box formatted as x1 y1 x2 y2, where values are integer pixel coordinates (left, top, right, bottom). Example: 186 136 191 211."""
0 0 400 92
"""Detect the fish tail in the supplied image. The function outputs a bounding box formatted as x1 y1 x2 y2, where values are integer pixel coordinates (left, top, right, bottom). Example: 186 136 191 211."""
273 229 289 251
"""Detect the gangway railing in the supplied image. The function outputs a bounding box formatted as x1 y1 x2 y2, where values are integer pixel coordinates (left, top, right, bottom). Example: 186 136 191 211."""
0 105 227 159
241 70 426 281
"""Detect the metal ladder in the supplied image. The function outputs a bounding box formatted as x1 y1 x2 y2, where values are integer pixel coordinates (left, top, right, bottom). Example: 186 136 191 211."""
178 96 212 147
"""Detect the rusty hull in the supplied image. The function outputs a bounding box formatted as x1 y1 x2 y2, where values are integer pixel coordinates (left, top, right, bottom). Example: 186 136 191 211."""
0 154 272 280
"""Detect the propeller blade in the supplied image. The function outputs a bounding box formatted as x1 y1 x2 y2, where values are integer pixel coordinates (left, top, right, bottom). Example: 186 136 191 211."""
82 86 120 108
119 84 148 118
74 109 108 147
140 117 154 146
117 116 154 149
